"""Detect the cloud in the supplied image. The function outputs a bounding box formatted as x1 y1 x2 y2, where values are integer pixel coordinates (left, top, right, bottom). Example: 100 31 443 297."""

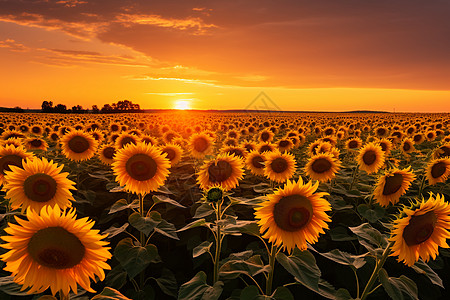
0 39 29 51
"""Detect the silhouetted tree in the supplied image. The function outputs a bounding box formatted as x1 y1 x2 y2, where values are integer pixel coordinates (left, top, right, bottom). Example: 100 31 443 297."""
41 101 54 113
92 105 99 113
54 104 67 113
101 104 113 113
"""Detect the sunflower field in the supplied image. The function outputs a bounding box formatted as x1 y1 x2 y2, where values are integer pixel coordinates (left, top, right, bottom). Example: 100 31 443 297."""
0 112 450 300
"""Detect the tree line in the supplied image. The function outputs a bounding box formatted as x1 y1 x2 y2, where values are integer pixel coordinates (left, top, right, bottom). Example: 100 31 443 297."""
41 100 143 113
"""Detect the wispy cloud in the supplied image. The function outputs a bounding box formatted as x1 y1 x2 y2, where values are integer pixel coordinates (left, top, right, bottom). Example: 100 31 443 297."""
145 92 195 96
0 39 29 52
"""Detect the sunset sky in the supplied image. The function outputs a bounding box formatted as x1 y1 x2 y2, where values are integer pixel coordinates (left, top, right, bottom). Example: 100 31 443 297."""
1 0 449 112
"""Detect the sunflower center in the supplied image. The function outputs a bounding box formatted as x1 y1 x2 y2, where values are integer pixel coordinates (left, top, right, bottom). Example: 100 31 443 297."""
163 148 176 161
438 146 450 158
271 157 288 173
279 140 290 148
28 227 85 269
403 211 437 246
431 162 446 179
261 132 270 141
273 194 313 232
348 140 358 149
120 136 136 148
362 150 376 165
251 156 265 169
111 124 119 131
103 147 116 159
413 134 422 142
30 139 42 147
260 145 272 153
311 158 332 173
208 160 232 183
68 136 90 153
382 173 403 195
227 149 244 158
126 154 158 181
403 142 411 152
380 142 387 152
23 173 57 202
194 137 209 152
0 154 24 175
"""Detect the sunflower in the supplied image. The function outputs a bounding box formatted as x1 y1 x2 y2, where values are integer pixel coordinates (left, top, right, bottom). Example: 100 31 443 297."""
305 153 341 183
277 138 294 152
254 178 331 253
220 145 247 159
245 150 267 176
241 140 257 153
189 132 214 158
357 142 385 174
389 194 450 266
60 130 98 162
346 137 362 151
115 132 141 149
263 151 297 183
258 129 274 143
0 145 34 186
373 167 416 207
197 153 244 191
23 137 48 151
377 138 393 156
400 138 415 155
432 143 450 159
98 144 116 165
112 142 170 195
0 204 111 296
1 137 22 148
1 130 25 140
412 133 425 144
159 143 183 166
426 158 450 185
307 140 322 156
257 142 277 154
2 157 76 212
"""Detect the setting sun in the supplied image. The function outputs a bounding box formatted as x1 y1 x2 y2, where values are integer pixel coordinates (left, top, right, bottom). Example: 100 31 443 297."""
174 100 191 110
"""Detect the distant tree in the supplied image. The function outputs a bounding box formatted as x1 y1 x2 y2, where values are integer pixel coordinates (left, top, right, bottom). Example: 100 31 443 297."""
101 104 113 113
92 105 99 113
41 100 54 113
54 104 67 113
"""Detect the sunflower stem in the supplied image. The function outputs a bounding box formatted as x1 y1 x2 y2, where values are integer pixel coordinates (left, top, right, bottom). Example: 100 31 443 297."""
360 241 394 300
59 291 70 300
418 174 427 197
349 167 359 191
213 198 223 284
265 243 277 296
138 193 146 289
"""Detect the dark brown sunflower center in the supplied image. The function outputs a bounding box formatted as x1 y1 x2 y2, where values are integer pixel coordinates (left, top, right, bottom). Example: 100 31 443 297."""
325 128 333 135
403 142 411 152
273 194 313 232
311 158 332 174
68 136 90 153
244 144 255 152
377 128 386 135
362 150 376 165
251 156 265 169
0 154 23 175
208 160 232 183
23 173 57 202
50 133 59 141
380 142 387 152
403 211 437 246
120 136 136 148
28 227 85 269
348 140 358 149
261 132 270 141
125 154 157 181
32 127 41 134
260 145 272 153
30 139 42 147
413 134 422 142
438 146 450 158
103 147 116 159
431 162 447 179
279 140 290 148
227 149 244 158
111 124 119 131
194 137 209 152
382 173 403 195
271 157 288 173
163 148 176 161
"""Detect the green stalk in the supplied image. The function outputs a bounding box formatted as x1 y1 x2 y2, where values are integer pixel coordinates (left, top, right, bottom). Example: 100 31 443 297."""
349 167 359 191
213 199 223 284
418 174 427 197
139 193 146 288
265 244 277 295
59 291 70 300
360 241 393 300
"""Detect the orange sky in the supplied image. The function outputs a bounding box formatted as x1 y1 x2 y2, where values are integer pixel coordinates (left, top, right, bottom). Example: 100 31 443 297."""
1 0 449 112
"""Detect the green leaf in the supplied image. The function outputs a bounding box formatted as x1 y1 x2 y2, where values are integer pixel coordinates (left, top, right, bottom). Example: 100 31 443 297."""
178 271 223 300
154 217 179 240
272 286 294 300
103 223 129 238
157 185 174 194
222 220 260 236
329 196 353 211
128 212 161 236
91 287 132 300
153 268 178 298
240 285 261 300
309 246 367 269
110 185 127 193
379 268 419 300
276 249 320 292
153 195 186 208
177 219 207 232
0 211 20 222
104 265 128 290
193 241 213 258
228 196 267 206
349 223 388 254
329 226 358 242
194 203 215 218
114 238 159 278
220 253 268 280
357 204 385 223
411 259 443 288
109 199 139 214
335 288 354 300
0 276 32 295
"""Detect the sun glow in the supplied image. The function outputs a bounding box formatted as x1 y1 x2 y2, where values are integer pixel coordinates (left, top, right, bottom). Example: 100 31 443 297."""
174 100 191 110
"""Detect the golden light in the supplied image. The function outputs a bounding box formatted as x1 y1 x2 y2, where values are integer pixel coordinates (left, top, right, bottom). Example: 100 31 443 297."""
174 100 191 110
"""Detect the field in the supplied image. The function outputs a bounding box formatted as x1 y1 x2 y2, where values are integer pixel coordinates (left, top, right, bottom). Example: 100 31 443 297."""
0 111 449 300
